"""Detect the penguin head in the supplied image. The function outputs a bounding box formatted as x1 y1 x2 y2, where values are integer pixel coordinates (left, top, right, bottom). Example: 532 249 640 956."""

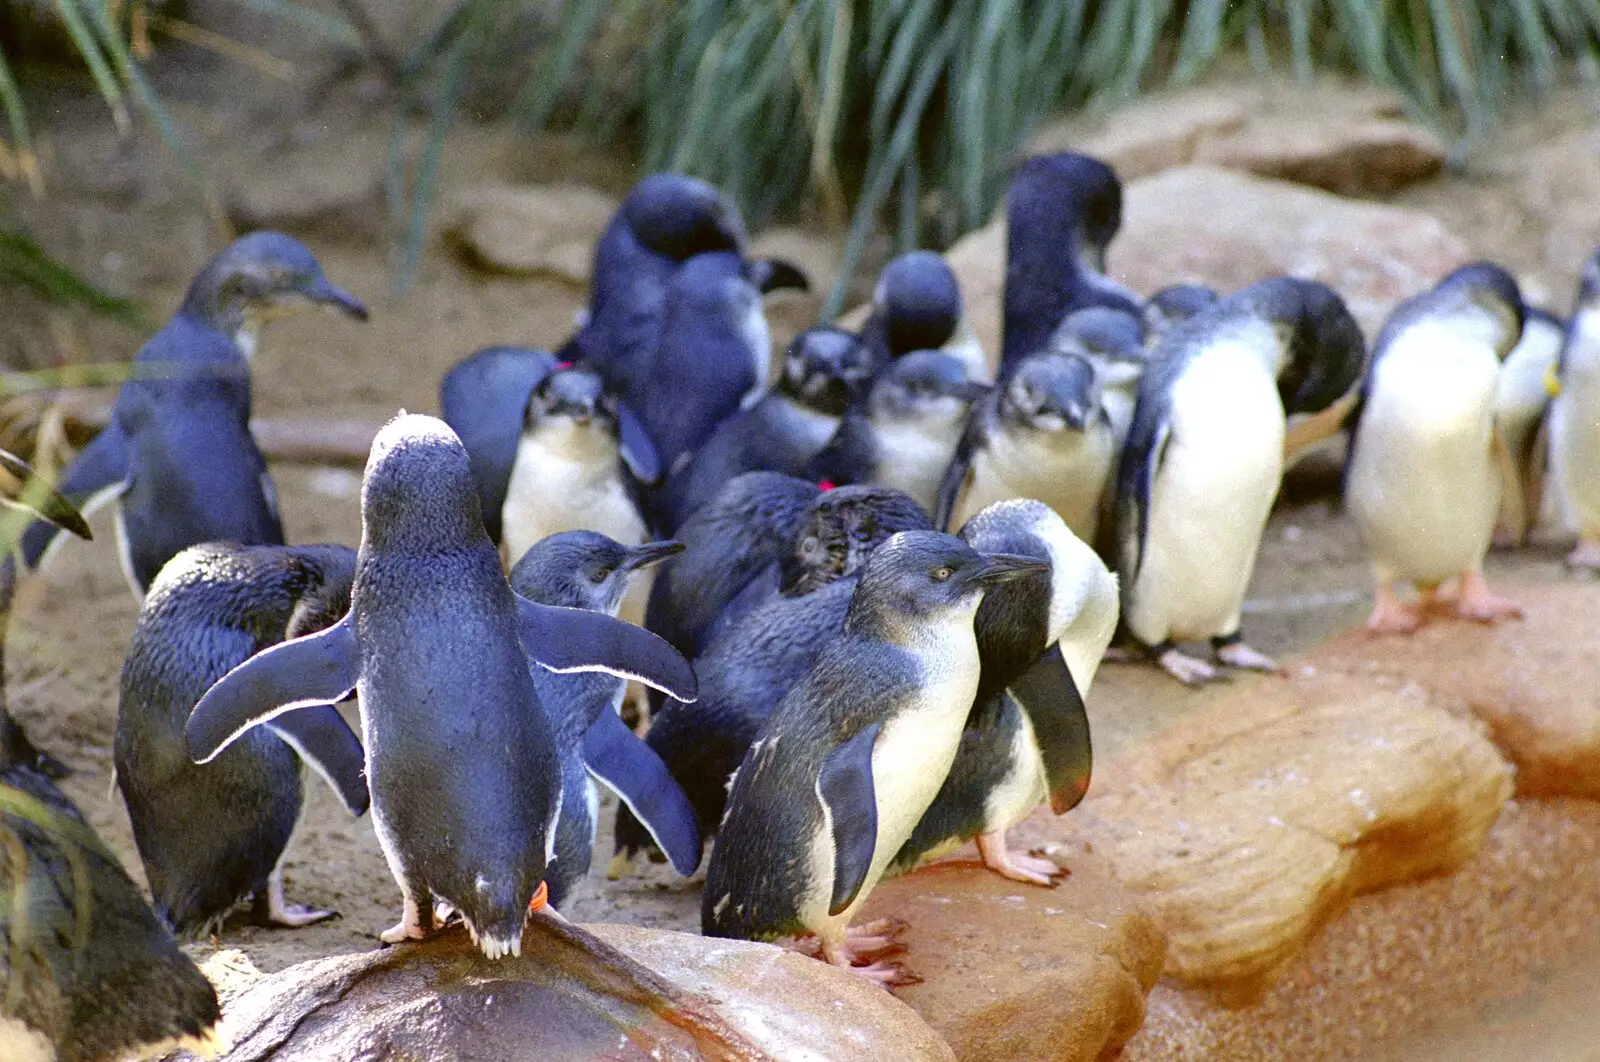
526 366 607 431
1002 352 1102 432
869 350 989 426
1144 284 1220 339
783 485 933 596
283 544 359 638
1233 277 1368 415
779 328 873 414
1050 306 1147 389
1435 261 1526 359
622 173 747 261
360 413 486 552
669 250 763 319
510 530 683 615
180 231 368 338
874 251 964 357
1007 153 1123 272
846 529 1051 639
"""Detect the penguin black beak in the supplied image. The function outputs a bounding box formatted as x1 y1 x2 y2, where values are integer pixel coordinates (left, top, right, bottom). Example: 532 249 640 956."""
967 552 1050 589
1045 381 1095 431
306 277 369 321
621 540 685 573
746 258 811 295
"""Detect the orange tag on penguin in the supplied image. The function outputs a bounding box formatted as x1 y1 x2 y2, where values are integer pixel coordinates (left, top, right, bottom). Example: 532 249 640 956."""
528 880 549 914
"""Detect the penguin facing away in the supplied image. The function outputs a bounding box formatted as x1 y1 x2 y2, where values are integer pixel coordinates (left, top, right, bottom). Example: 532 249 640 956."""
115 542 369 936
805 350 989 515
18 232 367 597
1117 277 1366 684
1549 252 1600 568
1494 306 1564 548
858 251 965 373
937 350 1115 541
1346 263 1527 632
508 532 701 907
185 413 697 959
702 531 1047 985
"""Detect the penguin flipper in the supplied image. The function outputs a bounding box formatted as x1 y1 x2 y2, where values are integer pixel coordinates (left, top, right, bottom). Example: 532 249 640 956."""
19 424 131 568
819 721 882 917
516 595 698 703
1117 413 1170 583
265 701 370 816
582 708 701 874
610 399 662 485
185 617 360 763
1008 646 1093 815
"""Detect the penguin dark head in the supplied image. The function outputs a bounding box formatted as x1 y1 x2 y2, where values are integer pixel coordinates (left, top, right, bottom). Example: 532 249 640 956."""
510 530 683 615
1007 153 1124 272
527 366 606 428
360 413 486 552
621 173 747 261
1002 352 1101 432
180 231 368 336
869 350 989 423
779 328 873 414
875 251 964 357
1232 277 1368 414
1436 261 1526 359
845 530 1049 640
783 485 933 596
1145 284 1220 337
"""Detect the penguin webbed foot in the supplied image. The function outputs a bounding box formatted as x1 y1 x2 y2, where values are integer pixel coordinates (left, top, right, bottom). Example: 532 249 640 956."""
1565 538 1600 572
1365 583 1426 635
1454 569 1523 624
379 893 437 946
1212 637 1278 674
976 831 1066 887
1155 645 1221 686
819 935 921 989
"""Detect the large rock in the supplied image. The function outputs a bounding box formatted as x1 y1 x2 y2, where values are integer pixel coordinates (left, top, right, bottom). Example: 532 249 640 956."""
1019 671 1512 994
1193 117 1445 197
448 184 618 283
1515 125 1600 287
226 131 387 238
1031 91 1250 180
748 226 839 362
857 854 1165 1062
193 917 953 1061
1303 584 1600 799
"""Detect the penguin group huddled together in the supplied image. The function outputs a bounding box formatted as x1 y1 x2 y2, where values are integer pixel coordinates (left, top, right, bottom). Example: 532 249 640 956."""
4 146 1600 1055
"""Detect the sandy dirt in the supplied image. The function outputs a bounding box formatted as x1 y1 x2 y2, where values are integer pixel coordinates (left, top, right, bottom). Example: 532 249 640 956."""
3 52 1596 981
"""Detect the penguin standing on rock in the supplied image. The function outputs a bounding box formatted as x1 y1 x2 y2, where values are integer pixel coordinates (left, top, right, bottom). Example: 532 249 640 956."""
508 532 701 906
661 328 872 533
1117 278 1366 683
806 351 989 515
185 414 697 959
1494 306 1565 547
702 531 1047 985
18 232 368 597
115 542 369 936
1549 253 1600 568
1346 263 1528 631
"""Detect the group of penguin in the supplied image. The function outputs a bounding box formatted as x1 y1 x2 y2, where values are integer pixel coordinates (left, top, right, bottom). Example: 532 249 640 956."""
3 146 1600 1050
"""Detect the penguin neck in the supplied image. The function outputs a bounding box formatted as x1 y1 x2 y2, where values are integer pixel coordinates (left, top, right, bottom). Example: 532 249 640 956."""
845 595 981 653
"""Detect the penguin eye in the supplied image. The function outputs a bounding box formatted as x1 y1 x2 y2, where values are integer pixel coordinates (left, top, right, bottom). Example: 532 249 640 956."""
931 567 953 583
590 566 614 584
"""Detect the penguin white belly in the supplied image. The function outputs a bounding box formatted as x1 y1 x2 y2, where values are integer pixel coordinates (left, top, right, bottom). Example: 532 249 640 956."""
983 708 1047 833
875 420 964 513
1126 351 1284 645
958 424 1114 540
501 430 645 566
1554 370 1600 538
1347 343 1500 585
1103 387 1137 452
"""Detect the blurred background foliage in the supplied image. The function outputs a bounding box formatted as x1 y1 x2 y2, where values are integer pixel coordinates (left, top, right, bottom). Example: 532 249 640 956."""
3 0 1600 315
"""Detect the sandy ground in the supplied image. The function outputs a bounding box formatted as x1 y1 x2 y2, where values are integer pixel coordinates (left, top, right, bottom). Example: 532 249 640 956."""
3 52 1596 982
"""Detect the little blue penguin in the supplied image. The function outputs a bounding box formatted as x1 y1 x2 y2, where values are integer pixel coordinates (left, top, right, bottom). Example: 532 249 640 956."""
1049 305 1149 451
1117 277 1365 683
184 413 697 959
661 327 873 534
18 232 367 597
115 542 370 936
1346 263 1527 632
1494 305 1565 547
858 251 968 374
893 500 1116 883
937 350 1114 541
508 532 701 907
805 350 989 514
0 759 220 1062
702 531 1047 984
1548 254 1600 568
1000 152 1142 377
1143 283 1220 340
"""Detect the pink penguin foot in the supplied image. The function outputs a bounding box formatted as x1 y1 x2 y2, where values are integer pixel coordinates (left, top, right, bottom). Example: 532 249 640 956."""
1215 641 1278 673
1455 570 1522 624
1157 647 1220 685
1366 583 1424 635
976 831 1064 886
1566 539 1600 571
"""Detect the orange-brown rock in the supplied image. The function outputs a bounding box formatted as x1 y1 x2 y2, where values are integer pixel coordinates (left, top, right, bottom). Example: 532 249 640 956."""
1017 670 1512 994
857 853 1164 1062
1303 583 1600 799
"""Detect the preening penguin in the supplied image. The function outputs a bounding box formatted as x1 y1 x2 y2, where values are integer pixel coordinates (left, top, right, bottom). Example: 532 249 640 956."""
18 232 367 597
806 350 989 514
937 350 1115 540
508 532 700 906
1347 263 1526 632
702 531 1047 984
858 251 969 374
1117 277 1365 684
115 543 368 935
1550 252 1600 568
1143 283 1220 340
1494 306 1565 547
661 327 872 533
894 500 1113 883
184 413 697 959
